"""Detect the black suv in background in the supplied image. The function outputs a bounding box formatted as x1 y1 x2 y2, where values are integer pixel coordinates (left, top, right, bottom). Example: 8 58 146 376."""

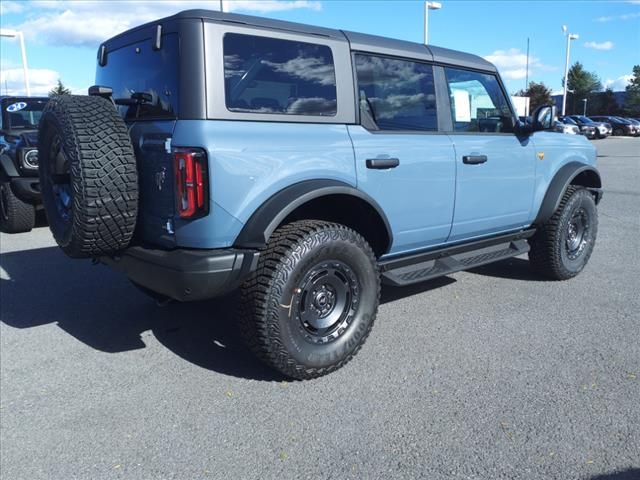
0 96 47 233
590 115 637 136
567 115 610 139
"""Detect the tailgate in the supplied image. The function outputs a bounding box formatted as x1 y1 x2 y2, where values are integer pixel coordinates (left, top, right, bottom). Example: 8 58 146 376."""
129 120 176 248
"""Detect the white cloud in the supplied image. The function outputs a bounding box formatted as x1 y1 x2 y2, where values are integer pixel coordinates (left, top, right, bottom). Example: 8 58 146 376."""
0 68 60 96
603 75 633 91
483 48 555 81
584 41 614 51
8 1 322 48
595 11 640 22
0 1 24 15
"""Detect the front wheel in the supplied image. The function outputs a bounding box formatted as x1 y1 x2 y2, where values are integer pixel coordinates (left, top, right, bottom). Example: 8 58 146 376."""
239 220 380 380
529 186 598 280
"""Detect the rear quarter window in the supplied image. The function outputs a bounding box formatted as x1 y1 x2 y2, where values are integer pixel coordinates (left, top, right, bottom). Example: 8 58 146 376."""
223 33 337 117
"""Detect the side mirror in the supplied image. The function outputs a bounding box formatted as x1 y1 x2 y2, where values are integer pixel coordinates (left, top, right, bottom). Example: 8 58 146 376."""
531 104 557 131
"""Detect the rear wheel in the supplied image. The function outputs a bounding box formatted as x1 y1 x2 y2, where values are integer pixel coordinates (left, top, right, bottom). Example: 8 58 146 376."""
239 220 380 380
38 95 138 258
613 128 624 136
529 186 598 280
0 181 35 233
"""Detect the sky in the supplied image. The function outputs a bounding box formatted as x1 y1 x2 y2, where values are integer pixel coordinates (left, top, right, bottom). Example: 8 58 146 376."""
1 0 639 97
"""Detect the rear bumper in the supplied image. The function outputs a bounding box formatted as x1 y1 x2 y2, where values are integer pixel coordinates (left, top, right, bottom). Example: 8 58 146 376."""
101 246 260 302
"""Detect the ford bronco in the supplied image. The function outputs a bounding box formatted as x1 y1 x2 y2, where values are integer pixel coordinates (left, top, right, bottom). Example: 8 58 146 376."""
37 10 602 379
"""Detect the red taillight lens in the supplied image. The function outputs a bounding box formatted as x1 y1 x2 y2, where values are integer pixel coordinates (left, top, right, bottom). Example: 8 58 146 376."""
174 149 208 219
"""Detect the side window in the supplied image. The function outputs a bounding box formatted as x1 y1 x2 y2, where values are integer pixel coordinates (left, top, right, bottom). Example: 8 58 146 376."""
355 54 437 131
223 33 337 116
444 67 514 133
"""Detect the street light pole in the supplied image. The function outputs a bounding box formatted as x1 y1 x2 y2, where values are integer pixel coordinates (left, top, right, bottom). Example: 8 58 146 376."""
582 98 588 116
424 2 442 45
0 29 31 96
561 26 578 116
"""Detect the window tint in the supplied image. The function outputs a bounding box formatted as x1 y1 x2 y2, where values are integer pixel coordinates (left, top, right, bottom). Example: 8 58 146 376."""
444 68 514 133
96 34 179 120
355 54 437 131
223 33 337 116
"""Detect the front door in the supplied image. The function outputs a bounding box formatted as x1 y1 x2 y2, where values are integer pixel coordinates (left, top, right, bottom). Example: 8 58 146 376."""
349 54 456 255
443 67 536 242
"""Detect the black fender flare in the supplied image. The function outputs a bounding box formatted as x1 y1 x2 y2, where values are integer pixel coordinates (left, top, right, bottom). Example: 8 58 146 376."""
0 153 20 178
234 179 393 251
534 162 602 225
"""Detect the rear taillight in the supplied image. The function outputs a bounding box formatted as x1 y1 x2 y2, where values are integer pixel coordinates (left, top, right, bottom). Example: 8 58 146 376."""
174 149 208 219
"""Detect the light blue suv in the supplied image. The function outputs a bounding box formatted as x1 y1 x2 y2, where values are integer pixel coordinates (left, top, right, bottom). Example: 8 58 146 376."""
38 10 602 379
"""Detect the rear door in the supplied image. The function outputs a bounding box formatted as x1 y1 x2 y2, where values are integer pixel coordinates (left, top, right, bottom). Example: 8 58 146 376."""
96 33 181 247
349 54 456 255
443 67 535 242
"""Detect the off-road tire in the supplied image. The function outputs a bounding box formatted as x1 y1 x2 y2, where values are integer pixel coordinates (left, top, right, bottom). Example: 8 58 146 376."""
0 181 35 233
38 95 138 258
239 220 380 380
529 186 598 280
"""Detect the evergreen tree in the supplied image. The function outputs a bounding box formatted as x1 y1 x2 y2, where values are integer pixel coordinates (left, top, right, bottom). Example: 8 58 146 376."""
48 80 71 97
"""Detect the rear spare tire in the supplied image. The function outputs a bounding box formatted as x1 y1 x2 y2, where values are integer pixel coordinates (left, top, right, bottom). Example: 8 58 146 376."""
38 95 138 258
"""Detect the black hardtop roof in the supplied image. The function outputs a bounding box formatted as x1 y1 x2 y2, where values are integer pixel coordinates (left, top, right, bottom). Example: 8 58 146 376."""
103 9 496 73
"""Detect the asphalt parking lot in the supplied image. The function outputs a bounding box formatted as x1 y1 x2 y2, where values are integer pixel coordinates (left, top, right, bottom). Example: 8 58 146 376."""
1 136 639 480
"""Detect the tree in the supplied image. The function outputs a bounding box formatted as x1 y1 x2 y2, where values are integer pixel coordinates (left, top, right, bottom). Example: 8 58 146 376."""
624 65 640 116
515 81 554 112
48 79 71 97
565 62 602 114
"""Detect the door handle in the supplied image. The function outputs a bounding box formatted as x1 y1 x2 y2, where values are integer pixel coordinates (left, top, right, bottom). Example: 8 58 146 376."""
366 158 400 169
462 155 488 165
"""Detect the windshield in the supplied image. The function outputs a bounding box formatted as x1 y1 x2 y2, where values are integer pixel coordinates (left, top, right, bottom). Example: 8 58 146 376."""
2 99 47 130
575 115 593 123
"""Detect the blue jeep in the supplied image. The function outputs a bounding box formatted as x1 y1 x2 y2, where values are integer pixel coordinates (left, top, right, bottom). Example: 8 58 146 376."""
0 96 48 233
37 10 602 379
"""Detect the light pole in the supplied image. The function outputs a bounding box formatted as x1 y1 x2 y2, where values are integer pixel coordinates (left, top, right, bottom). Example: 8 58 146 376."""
0 29 31 96
561 25 578 116
424 2 442 45
582 98 588 116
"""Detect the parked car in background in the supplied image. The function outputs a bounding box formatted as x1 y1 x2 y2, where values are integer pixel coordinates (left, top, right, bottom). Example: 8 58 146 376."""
624 118 640 134
559 116 596 139
0 96 47 233
590 115 637 136
554 120 580 135
568 115 610 139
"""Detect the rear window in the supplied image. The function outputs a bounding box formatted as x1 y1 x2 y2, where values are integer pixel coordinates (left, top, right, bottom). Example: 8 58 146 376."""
96 33 179 120
223 33 337 116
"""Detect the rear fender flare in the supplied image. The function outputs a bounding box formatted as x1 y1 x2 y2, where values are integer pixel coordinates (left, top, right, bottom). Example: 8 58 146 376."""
233 179 393 252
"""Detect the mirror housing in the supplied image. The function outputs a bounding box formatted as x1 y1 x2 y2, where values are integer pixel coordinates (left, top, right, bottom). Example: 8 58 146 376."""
531 104 557 132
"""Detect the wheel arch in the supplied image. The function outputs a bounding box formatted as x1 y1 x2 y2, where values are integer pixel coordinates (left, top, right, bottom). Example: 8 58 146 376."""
534 162 602 225
233 179 393 257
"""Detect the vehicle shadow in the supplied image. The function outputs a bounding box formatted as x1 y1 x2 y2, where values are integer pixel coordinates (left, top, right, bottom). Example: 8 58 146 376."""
589 469 640 480
0 246 283 381
0 246 459 381
467 256 551 282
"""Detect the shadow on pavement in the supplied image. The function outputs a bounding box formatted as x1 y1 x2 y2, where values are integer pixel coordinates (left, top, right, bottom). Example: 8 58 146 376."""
1 246 462 380
468 256 550 282
589 469 640 480
0 246 283 381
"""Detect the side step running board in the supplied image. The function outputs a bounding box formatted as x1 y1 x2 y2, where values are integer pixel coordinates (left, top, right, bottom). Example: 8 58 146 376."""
379 230 535 287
